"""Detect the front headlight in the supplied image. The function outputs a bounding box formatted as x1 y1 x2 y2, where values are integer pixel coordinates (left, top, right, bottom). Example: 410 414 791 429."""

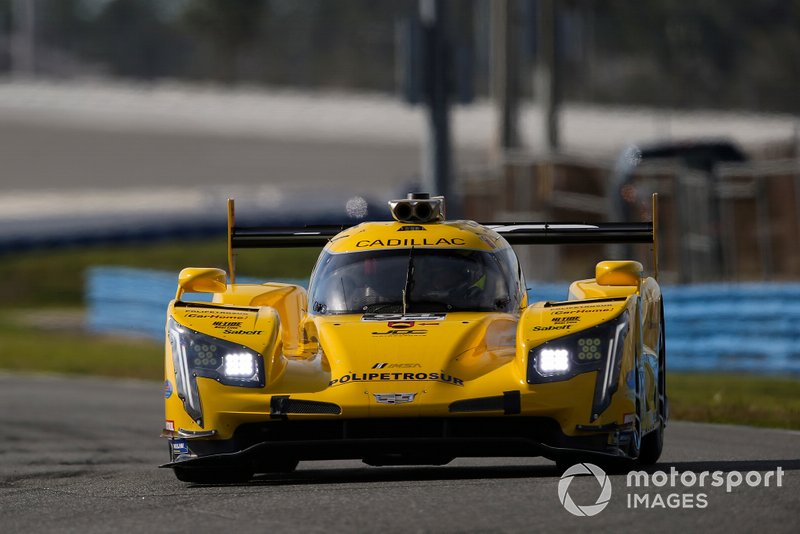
223 352 257 378
167 318 265 427
536 348 571 375
527 311 629 420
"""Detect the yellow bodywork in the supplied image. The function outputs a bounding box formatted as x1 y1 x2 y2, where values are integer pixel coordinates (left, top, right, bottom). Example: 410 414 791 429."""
164 215 664 467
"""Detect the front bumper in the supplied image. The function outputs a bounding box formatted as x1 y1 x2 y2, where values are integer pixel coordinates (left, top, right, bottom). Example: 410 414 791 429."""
161 416 634 470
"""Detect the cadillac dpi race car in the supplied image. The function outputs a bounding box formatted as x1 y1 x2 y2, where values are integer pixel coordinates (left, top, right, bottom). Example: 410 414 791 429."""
161 193 666 483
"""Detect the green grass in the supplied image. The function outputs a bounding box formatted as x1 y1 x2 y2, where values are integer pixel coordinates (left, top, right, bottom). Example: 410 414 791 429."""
667 372 800 430
0 238 320 307
0 312 163 380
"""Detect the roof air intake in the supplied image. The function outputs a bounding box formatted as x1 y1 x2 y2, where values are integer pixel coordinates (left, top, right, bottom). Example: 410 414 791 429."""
388 193 445 223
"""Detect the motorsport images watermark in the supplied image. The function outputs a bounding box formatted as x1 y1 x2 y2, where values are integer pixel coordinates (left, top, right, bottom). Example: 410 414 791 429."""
558 463 612 517
558 463 785 516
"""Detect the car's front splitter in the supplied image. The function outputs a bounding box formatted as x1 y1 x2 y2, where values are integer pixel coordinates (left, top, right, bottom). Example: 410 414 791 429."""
160 416 634 470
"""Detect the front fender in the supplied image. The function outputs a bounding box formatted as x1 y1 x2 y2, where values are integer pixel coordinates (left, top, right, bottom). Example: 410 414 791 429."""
515 297 632 372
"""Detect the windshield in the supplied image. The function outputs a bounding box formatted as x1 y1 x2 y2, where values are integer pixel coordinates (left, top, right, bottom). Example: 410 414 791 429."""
308 247 522 315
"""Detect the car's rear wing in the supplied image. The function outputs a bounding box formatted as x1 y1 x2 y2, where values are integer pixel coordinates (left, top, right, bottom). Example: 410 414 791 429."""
226 195 659 282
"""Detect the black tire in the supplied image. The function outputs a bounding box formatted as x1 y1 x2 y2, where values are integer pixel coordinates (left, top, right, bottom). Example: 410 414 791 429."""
638 421 663 465
173 466 253 484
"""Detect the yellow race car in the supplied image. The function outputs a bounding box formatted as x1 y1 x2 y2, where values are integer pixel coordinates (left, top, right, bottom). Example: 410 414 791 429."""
161 193 666 483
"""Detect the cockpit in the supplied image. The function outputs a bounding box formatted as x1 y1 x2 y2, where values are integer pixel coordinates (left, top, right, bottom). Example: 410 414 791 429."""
308 247 523 315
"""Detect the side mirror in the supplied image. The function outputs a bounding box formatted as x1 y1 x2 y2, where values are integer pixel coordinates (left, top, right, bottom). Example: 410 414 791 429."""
595 260 642 287
176 268 227 300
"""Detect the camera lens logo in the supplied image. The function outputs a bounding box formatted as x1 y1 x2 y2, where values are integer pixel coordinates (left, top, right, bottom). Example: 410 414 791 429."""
558 463 612 517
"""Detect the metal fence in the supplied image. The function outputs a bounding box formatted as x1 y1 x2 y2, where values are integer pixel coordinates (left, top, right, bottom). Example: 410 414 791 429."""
86 266 800 374
462 155 800 284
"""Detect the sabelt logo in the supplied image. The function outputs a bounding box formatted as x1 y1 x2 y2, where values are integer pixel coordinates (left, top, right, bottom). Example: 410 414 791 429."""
532 325 572 331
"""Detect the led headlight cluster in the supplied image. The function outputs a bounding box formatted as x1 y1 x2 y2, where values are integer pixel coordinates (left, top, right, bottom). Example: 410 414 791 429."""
537 348 570 375
528 311 629 420
577 338 603 361
223 352 257 377
167 318 265 427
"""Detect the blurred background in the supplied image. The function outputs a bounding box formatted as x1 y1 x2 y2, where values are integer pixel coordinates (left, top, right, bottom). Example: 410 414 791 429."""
1 0 799 281
0 1 799 410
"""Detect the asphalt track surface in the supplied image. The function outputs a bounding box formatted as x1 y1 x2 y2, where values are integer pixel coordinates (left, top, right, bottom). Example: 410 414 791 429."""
0 118 485 244
0 373 798 533
0 120 426 195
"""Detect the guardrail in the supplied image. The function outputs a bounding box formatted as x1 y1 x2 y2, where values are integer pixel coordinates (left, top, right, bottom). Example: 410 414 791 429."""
86 267 800 374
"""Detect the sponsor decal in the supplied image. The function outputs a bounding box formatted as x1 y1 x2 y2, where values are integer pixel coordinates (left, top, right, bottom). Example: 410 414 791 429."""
362 313 446 322
165 420 175 432
374 393 417 405
552 316 580 324
222 329 263 335
355 237 466 248
164 380 173 399
551 306 615 316
329 371 464 387
532 325 572 331
372 362 422 369
171 439 189 454
372 329 427 336
212 321 242 329
184 310 252 319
